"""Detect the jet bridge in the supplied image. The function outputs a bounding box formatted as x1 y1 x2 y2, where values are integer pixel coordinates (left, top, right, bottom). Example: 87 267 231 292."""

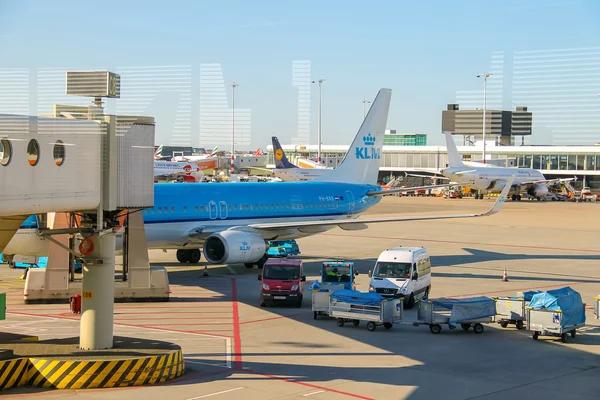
0 71 164 350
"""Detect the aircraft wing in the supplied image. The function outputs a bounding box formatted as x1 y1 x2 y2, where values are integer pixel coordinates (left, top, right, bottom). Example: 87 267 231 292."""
246 176 513 231
405 172 451 180
521 177 577 185
366 184 452 196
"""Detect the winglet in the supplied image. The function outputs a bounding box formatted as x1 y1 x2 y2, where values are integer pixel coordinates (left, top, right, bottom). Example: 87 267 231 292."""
483 175 515 216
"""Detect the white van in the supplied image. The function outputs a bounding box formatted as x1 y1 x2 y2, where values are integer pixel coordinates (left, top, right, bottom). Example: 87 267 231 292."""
368 247 432 309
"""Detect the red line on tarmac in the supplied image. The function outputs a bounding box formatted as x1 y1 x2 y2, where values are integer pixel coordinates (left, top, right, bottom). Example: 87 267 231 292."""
239 313 307 325
114 316 233 320
247 369 374 400
137 323 233 328
6 311 233 338
322 233 600 254
444 281 590 298
231 278 242 370
113 310 232 315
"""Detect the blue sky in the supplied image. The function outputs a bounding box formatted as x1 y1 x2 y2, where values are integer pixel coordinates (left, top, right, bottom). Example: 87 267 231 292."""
1 0 599 148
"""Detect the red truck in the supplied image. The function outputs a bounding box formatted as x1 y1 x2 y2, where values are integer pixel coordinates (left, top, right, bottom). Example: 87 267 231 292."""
258 258 306 307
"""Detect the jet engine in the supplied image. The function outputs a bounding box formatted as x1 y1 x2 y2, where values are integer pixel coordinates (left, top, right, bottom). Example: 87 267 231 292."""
527 184 548 199
203 230 267 264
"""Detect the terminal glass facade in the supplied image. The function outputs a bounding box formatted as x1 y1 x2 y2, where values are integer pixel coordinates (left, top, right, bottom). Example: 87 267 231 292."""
383 134 427 146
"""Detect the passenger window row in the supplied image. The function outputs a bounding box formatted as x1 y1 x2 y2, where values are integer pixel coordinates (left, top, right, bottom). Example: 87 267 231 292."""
0 138 66 167
143 200 340 214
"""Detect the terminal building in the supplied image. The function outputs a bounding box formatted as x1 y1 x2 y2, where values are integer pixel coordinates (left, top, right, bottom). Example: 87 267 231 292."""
267 103 600 191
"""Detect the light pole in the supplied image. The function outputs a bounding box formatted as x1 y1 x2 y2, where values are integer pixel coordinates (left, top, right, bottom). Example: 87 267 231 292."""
477 73 492 164
312 79 325 164
362 98 371 120
229 82 238 175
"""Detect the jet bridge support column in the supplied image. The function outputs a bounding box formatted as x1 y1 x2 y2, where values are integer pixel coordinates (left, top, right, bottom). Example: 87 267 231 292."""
116 210 170 301
80 233 115 350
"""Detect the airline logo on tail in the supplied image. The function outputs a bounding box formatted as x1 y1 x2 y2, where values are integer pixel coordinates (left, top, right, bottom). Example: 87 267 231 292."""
355 133 380 160
253 148 262 156
207 146 219 157
154 145 164 159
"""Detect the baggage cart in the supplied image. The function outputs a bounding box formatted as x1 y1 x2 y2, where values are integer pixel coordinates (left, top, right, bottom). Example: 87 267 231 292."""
526 287 587 343
526 306 585 342
329 292 403 332
595 295 599 320
414 297 495 334
311 283 345 319
492 296 527 329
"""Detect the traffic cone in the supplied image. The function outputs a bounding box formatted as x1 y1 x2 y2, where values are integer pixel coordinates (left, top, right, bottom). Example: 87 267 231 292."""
502 269 508 282
202 265 209 277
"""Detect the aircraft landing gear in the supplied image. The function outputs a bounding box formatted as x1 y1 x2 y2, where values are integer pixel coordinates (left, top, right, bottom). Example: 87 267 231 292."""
511 194 522 201
176 249 202 264
244 254 268 269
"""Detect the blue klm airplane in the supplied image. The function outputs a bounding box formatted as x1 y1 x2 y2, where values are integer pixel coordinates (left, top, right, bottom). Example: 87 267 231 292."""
2 88 512 269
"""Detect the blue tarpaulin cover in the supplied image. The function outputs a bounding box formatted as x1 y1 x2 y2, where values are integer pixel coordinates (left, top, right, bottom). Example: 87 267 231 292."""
432 296 496 324
528 287 586 327
519 290 542 302
330 290 385 306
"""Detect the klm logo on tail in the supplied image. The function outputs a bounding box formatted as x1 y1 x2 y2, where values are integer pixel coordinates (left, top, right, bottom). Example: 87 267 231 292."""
355 133 380 160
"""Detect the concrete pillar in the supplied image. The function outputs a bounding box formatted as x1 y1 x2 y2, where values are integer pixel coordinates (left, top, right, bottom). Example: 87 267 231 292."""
80 233 115 350
127 211 151 289
45 213 70 291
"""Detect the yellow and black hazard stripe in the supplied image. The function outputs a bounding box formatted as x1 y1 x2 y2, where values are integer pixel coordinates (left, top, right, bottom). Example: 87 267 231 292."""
0 349 183 391
0 357 29 390
27 349 184 389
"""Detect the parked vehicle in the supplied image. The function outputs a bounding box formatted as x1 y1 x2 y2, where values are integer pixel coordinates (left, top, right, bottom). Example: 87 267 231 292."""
368 247 432 309
258 258 305 307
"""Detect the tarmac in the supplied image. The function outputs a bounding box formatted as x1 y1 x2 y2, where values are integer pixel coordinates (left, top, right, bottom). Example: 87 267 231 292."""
0 196 599 399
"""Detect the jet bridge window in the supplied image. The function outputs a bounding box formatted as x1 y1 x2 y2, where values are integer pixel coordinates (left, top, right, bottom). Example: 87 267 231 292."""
0 138 12 166
53 140 65 166
27 139 40 166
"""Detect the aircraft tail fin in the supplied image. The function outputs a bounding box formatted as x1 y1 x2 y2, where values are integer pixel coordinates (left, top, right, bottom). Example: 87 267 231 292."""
444 131 465 168
313 88 391 185
154 144 163 159
272 136 298 169
208 145 219 158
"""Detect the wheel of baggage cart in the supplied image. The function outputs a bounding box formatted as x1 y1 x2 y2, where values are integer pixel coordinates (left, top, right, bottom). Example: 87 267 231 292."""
337 318 344 327
473 323 484 334
532 331 539 340
383 323 393 330
429 324 442 334
560 333 567 343
499 321 508 328
570 330 576 338
461 324 470 331
366 321 377 332
352 319 360 327
515 320 524 330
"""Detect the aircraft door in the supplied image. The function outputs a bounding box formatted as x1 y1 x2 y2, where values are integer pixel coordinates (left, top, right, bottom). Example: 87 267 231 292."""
209 201 217 220
345 191 355 217
219 201 228 219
